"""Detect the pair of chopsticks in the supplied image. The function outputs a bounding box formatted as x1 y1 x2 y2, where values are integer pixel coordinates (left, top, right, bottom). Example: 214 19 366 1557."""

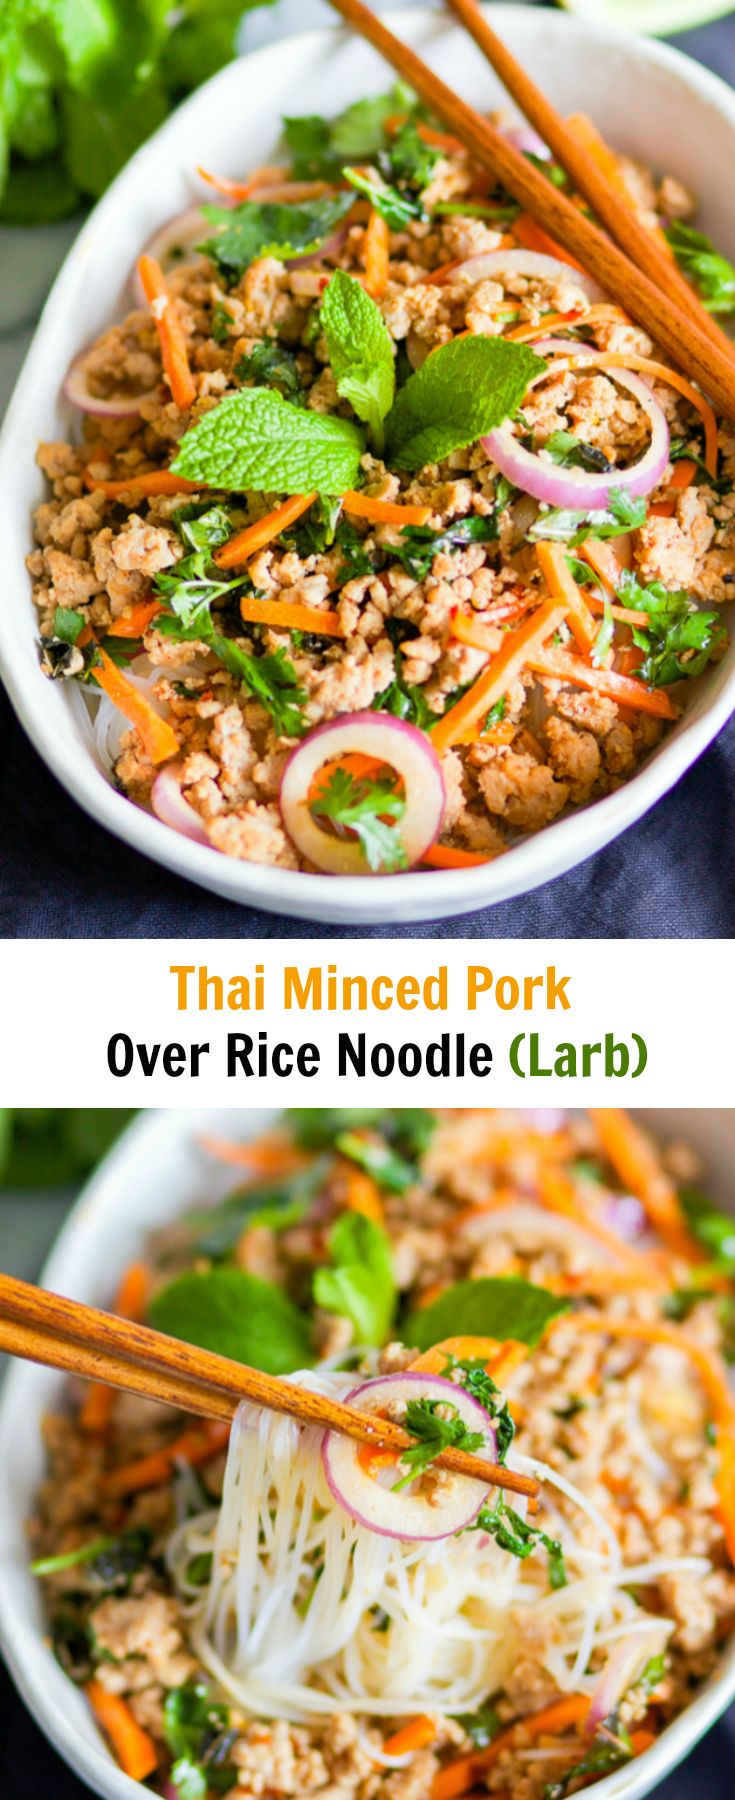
0 1271 538 1501
326 0 735 421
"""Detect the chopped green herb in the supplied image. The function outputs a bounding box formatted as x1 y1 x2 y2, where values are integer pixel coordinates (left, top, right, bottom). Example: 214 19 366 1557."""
344 165 424 228
447 1356 515 1462
544 1732 633 1800
666 221 735 315
53 605 85 645
388 514 497 582
284 85 416 180
451 1703 502 1748
188 1159 330 1257
543 430 612 474
467 1495 567 1589
312 767 407 873
199 193 353 278
618 570 726 687
290 1107 435 1159
235 339 305 406
335 1128 418 1192
164 1683 237 1800
680 1188 735 1272
592 600 614 666
528 488 647 546
31 1527 152 1589
382 120 440 194
393 1396 484 1489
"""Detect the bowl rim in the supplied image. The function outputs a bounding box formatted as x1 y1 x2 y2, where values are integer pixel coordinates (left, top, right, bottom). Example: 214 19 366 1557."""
2 4 735 925
2 1105 735 1800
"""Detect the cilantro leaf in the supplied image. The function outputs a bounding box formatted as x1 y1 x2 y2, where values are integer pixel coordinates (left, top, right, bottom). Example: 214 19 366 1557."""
149 1268 312 1371
392 1396 484 1489
344 164 423 228
199 192 353 278
388 514 497 582
468 1495 567 1589
451 1705 502 1749
528 488 647 545
163 1684 237 1800
235 340 305 406
446 1356 515 1462
321 270 396 449
544 1735 633 1800
666 221 735 315
53 605 85 645
172 387 365 496
290 1108 435 1160
313 1210 396 1346
386 337 544 472
31 1527 152 1591
284 85 415 180
617 569 725 686
543 429 612 473
187 1160 330 1258
406 1275 569 1351
312 766 407 872
383 120 440 194
156 609 306 737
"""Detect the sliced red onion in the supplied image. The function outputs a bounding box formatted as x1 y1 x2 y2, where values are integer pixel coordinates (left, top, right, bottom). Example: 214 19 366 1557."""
151 767 209 845
504 123 551 159
131 207 211 304
280 712 445 876
322 1372 497 1541
586 1627 667 1736
284 223 350 271
448 248 608 306
603 1194 647 1241
63 350 159 418
482 338 669 509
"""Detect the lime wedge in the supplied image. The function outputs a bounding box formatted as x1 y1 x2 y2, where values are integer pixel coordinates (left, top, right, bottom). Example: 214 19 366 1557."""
559 0 735 36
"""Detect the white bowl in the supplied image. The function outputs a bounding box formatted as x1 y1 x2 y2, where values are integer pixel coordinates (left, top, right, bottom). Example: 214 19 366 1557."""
1 1107 735 1800
2 8 735 925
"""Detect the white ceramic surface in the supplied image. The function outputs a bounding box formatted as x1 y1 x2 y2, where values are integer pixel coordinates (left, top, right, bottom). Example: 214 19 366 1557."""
1 1107 734 1799
2 8 735 924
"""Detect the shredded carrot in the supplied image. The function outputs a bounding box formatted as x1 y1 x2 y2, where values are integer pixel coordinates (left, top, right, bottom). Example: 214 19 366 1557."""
526 644 678 719
424 258 467 286
197 162 288 200
84 468 202 499
310 752 385 801
422 844 493 869
536 1166 668 1286
215 493 317 568
544 348 719 477
433 598 568 753
649 457 697 517
506 311 582 342
198 1133 306 1175
94 648 179 764
556 1311 735 1561
80 1263 151 1435
76 623 94 648
239 594 343 636
514 212 586 272
106 600 164 638
383 1717 438 1757
364 207 390 299
357 1441 400 1478
432 1694 590 1799
342 491 432 526
588 1110 704 1261
341 1163 385 1226
548 1267 671 1297
577 534 632 597
409 1335 503 1374
535 540 597 655
85 1682 158 1781
488 1341 530 1384
585 593 650 628
137 253 196 412
630 1729 658 1755
417 1280 450 1310
101 1421 231 1497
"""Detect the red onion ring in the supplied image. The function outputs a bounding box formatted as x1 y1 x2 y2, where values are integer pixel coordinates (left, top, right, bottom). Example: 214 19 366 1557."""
322 1372 498 1541
151 767 209 845
63 350 159 418
482 338 670 509
284 223 350 271
448 248 608 306
603 1194 647 1241
586 1628 667 1736
280 712 445 876
131 207 211 304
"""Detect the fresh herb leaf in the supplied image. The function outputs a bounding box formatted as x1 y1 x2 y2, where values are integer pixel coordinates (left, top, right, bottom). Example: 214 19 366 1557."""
543 429 612 473
383 120 440 193
176 504 233 554
313 1210 396 1345
544 1735 633 1800
386 336 544 472
666 221 735 315
51 1609 94 1684
53 605 85 645
335 1129 418 1192
186 1552 213 1587
451 1704 502 1749
31 1527 152 1590
164 1684 237 1800
484 697 506 729
235 339 305 406
156 605 307 736
200 193 353 277
618 569 725 686
344 164 424 228
312 767 407 872
680 1188 735 1272
172 386 364 496
392 1396 484 1489
406 1276 569 1352
321 270 396 449
290 1108 435 1159
333 518 374 583
388 514 497 582
639 1653 666 1696
448 1356 516 1463
149 1268 312 1372
284 86 415 180
188 1160 330 1257
468 1495 567 1589
528 488 647 546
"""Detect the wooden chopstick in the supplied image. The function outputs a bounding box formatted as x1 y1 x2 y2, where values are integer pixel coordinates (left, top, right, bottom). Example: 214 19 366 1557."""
0 1272 538 1501
446 0 735 362
325 0 735 422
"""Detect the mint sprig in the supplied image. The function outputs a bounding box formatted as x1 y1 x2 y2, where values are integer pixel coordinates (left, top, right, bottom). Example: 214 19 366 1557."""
171 387 364 496
385 336 545 472
321 271 396 450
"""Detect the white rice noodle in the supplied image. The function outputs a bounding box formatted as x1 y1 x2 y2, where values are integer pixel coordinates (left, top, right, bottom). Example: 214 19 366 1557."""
66 655 207 775
164 1373 688 1728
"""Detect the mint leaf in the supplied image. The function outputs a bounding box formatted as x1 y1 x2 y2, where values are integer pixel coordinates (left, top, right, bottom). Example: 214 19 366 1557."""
666 221 735 316
172 387 365 496
321 271 395 450
313 1211 396 1346
335 1129 417 1192
385 337 544 473
405 1275 569 1351
200 192 353 278
149 1267 312 1371
312 766 407 872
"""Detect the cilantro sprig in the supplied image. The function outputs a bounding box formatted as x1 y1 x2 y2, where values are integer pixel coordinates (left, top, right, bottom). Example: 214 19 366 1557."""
617 569 725 687
392 1396 484 1490
311 766 407 872
200 193 353 279
666 221 735 316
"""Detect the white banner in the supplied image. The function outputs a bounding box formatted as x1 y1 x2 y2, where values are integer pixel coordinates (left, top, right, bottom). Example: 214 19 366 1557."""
1 939 729 1107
